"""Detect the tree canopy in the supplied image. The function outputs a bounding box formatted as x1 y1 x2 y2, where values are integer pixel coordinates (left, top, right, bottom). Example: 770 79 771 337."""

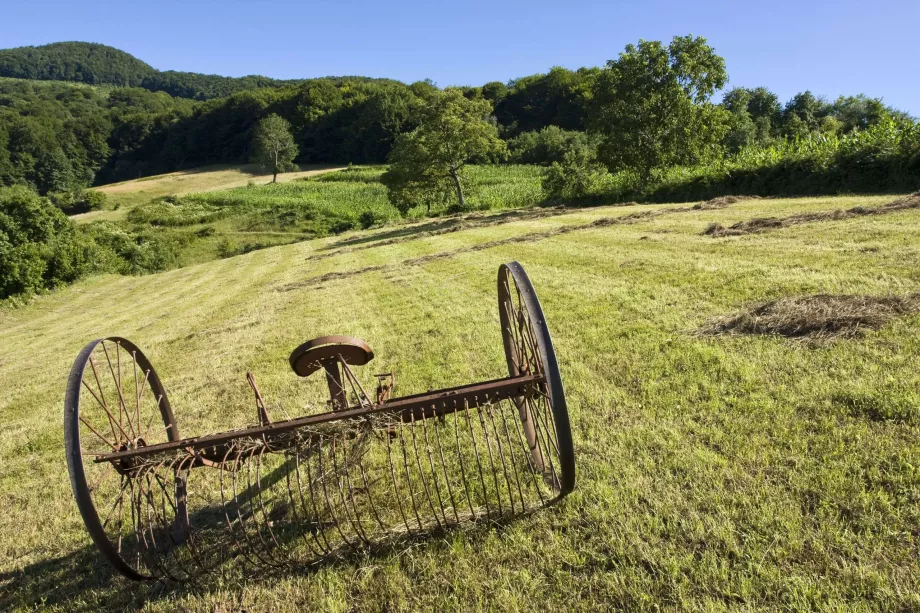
381 89 506 214
251 114 299 182
0 186 93 298
590 35 729 184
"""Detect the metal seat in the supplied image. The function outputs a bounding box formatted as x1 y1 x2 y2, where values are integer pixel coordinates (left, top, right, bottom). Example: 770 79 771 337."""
288 335 374 377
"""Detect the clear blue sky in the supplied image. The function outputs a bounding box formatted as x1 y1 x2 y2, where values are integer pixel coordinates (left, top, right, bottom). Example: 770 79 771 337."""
3 0 918 115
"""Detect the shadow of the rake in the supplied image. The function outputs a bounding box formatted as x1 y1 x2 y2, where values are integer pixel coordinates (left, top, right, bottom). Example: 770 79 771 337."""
0 499 560 612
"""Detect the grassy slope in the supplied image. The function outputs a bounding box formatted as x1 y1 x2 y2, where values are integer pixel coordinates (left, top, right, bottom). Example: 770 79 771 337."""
1 195 919 611
77 164 346 222
117 164 544 266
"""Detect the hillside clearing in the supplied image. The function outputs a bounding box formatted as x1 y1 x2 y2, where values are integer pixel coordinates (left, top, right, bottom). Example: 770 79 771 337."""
1 194 919 611
76 164 345 222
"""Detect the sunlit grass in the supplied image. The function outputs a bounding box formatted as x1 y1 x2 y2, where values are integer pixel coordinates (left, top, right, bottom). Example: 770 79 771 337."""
1 194 919 611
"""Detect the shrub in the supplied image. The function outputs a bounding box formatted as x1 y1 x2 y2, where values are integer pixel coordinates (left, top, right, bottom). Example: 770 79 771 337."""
328 217 356 234
507 126 594 166
0 185 99 299
80 190 107 211
644 119 920 202
358 211 378 229
82 222 187 275
542 146 610 203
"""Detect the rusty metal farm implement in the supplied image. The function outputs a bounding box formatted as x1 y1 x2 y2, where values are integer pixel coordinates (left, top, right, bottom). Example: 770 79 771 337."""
64 262 575 581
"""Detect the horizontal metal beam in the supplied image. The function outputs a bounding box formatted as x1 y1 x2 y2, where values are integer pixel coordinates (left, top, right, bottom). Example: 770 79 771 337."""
94 374 544 465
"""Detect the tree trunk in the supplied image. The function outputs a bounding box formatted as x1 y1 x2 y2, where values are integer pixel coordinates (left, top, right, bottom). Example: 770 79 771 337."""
449 166 464 208
273 150 279 183
273 170 278 184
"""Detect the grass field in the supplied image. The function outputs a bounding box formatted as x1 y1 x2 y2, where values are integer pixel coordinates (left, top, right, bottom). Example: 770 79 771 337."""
1 194 919 611
98 164 544 266
76 164 346 223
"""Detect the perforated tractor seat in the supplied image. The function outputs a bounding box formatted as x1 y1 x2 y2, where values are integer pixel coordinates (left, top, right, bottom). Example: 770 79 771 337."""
289 335 374 377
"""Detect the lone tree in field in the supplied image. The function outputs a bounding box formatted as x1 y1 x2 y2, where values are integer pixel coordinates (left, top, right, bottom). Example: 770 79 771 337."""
382 88 506 215
590 35 728 186
251 114 299 183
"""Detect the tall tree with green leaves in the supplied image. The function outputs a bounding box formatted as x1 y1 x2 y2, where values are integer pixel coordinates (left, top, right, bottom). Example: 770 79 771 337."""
590 35 729 186
251 114 298 183
382 88 506 215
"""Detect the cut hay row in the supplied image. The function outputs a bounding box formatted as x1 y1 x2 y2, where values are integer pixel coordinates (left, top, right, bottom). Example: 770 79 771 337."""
703 192 920 237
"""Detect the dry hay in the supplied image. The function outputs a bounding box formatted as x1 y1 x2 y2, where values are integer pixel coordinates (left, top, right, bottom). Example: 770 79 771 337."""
700 293 920 339
703 192 920 237
693 195 760 210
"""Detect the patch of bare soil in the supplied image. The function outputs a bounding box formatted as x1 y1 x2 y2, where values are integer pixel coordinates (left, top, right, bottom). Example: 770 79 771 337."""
703 192 920 237
700 294 920 339
693 195 760 210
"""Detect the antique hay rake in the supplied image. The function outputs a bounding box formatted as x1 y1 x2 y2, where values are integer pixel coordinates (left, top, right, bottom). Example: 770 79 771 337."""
64 262 575 581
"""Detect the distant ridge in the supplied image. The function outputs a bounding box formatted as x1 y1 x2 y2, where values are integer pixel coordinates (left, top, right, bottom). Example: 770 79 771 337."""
0 41 297 100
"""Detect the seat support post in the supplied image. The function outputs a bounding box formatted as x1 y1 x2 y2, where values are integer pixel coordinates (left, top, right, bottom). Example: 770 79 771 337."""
323 360 348 411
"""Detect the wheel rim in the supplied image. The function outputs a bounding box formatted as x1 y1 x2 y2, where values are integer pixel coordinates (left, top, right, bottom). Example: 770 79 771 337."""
497 262 575 497
64 337 180 580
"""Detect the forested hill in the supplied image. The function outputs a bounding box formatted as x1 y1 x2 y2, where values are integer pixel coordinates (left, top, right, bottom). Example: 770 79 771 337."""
0 42 297 100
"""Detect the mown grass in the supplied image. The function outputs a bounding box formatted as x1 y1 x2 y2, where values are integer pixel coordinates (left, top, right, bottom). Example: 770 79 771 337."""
1 194 919 611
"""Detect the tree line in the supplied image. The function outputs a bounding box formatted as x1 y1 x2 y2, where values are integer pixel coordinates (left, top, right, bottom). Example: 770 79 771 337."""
1 38 913 201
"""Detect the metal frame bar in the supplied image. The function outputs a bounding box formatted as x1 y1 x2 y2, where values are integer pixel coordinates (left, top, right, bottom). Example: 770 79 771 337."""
93 374 544 466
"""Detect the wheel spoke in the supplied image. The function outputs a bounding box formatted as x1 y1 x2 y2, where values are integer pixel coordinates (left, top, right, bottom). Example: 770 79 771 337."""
133 352 141 445
79 415 118 451
142 393 165 441
89 463 116 492
102 479 130 530
83 361 132 444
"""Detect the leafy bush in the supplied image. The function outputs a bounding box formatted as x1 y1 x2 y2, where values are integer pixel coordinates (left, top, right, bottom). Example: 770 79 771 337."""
0 186 98 298
359 211 378 229
542 147 611 203
49 189 108 212
507 127 594 165
81 190 107 211
327 217 356 234
82 222 187 275
642 119 920 202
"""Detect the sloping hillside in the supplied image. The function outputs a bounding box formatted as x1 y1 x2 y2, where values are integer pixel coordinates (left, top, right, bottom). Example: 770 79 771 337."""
0 41 287 99
0 42 155 85
0 42 402 100
77 163 345 222
1 195 919 611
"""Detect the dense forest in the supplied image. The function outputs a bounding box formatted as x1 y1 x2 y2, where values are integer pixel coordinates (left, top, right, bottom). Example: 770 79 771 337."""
0 42 298 99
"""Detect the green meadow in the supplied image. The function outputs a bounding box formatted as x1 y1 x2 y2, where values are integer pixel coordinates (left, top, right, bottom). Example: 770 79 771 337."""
1 193 918 611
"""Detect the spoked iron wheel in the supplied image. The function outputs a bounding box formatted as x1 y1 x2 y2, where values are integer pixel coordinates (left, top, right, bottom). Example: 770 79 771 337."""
63 337 180 580
497 262 575 496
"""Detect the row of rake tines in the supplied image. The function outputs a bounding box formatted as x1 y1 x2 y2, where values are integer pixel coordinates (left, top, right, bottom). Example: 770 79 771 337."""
124 393 562 581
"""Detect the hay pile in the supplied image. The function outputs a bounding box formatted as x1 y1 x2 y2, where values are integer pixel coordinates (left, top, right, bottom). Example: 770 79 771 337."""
700 294 920 339
693 195 760 210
